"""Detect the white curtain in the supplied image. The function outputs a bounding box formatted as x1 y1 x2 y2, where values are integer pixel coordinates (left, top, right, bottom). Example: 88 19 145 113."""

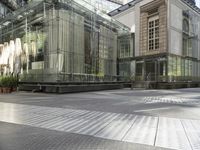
31 41 37 59
9 40 15 73
0 44 4 65
23 43 29 73
15 38 22 57
3 42 9 75
14 38 22 74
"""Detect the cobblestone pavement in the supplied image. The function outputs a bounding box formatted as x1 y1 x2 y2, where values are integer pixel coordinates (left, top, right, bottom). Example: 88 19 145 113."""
0 88 200 150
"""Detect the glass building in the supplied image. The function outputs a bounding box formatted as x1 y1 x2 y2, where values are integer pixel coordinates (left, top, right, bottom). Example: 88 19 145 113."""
0 0 129 83
90 0 122 13
18 0 122 13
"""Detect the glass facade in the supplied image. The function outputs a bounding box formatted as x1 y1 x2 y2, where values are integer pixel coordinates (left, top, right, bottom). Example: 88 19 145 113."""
118 35 131 58
168 55 199 82
0 0 129 83
133 54 200 82
117 34 134 80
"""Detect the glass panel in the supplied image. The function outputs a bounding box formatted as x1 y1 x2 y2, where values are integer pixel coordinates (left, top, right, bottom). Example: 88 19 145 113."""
118 35 131 58
177 56 181 76
168 56 173 76
136 63 143 75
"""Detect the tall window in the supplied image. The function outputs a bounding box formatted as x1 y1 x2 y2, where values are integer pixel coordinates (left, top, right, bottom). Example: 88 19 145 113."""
148 15 159 51
118 37 130 58
182 17 190 56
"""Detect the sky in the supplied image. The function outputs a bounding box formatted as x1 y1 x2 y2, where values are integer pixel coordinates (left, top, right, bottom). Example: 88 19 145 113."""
197 0 200 8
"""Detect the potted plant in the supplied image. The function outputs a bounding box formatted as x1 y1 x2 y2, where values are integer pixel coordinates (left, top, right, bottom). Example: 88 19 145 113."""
1 76 12 93
0 77 2 93
1 77 7 93
11 76 18 92
0 76 18 94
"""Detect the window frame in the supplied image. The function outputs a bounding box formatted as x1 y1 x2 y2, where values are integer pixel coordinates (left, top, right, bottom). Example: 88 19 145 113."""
148 15 159 51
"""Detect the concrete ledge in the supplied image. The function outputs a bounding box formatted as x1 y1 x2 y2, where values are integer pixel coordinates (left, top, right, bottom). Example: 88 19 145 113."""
130 81 200 89
19 81 200 93
157 82 200 89
19 83 124 93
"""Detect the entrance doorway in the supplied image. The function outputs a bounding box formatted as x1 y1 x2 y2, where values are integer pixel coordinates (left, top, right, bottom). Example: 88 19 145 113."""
146 61 156 81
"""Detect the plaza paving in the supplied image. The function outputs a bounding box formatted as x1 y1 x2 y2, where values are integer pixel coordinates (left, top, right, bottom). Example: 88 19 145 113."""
0 88 200 150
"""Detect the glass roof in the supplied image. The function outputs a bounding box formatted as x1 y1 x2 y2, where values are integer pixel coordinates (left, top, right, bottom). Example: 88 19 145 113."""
0 0 130 33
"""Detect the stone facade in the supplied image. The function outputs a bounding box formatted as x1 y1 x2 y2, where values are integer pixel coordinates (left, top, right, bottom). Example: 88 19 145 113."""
140 0 167 56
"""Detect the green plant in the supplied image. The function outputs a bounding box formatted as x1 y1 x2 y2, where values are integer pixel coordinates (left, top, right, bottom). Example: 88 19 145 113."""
0 76 2 87
11 76 18 88
0 76 18 88
1 76 10 87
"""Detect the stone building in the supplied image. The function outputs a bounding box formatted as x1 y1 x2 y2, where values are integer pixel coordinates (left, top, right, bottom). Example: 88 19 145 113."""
109 0 200 85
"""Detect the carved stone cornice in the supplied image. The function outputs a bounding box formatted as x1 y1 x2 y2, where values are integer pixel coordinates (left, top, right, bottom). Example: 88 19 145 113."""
141 0 166 12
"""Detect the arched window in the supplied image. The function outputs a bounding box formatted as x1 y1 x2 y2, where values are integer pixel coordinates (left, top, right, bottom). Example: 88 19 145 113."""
183 18 189 33
182 18 190 56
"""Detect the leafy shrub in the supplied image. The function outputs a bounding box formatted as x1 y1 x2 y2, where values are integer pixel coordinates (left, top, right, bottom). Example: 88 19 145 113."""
0 76 18 88
0 76 2 87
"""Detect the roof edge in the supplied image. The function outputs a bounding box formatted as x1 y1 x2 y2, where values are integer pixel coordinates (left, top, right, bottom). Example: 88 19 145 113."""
108 0 200 17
